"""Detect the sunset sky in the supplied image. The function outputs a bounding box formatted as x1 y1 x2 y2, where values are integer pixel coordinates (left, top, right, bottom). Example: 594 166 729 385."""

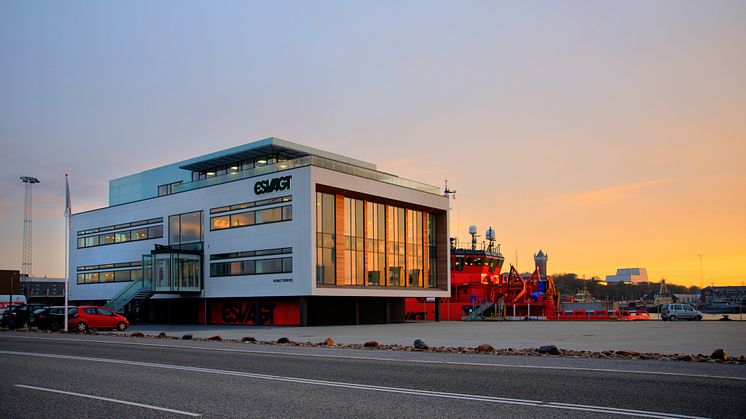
1 1 744 287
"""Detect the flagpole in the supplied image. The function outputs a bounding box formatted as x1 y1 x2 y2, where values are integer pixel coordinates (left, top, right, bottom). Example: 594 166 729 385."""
64 174 69 332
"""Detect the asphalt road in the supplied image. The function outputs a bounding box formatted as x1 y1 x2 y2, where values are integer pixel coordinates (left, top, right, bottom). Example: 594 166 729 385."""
1 333 745 418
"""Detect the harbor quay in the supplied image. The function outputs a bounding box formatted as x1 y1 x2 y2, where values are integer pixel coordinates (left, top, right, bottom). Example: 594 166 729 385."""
121 318 746 358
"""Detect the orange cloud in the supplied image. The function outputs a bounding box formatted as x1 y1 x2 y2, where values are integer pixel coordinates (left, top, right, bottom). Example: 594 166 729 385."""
549 179 671 207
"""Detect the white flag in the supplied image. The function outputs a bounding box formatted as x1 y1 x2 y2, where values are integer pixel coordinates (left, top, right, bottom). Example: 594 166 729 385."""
64 174 71 217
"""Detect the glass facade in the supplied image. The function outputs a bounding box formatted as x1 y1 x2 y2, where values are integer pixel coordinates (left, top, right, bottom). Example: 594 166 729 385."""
317 192 439 289
316 192 336 285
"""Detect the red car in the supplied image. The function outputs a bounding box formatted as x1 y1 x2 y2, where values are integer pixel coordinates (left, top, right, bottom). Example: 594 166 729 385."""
70 306 129 332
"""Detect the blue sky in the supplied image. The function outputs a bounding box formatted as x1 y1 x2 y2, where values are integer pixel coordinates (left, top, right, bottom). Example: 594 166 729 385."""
1 1 744 284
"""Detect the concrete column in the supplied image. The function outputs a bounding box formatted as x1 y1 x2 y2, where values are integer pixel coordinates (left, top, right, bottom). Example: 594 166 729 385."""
300 297 308 326
355 298 360 325
254 297 261 325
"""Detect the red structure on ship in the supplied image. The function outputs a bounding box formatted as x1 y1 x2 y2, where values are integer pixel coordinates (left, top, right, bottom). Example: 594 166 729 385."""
406 225 558 321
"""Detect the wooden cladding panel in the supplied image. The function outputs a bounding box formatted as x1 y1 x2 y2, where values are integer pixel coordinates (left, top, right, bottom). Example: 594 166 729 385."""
335 194 346 286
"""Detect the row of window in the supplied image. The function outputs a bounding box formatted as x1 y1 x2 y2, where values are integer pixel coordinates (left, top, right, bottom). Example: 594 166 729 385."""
77 217 163 236
77 225 163 249
77 268 143 284
191 154 291 181
210 257 293 277
210 195 292 215
78 261 142 272
210 247 292 261
210 205 292 231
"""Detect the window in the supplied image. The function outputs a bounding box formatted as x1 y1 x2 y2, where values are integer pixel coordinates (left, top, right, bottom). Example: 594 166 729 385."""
365 202 385 286
406 210 424 287
169 211 203 246
316 192 336 285
427 213 437 288
387 206 405 287
344 198 364 286
211 216 230 230
210 257 292 277
210 205 291 231
97 308 114 316
77 219 162 248
115 231 130 243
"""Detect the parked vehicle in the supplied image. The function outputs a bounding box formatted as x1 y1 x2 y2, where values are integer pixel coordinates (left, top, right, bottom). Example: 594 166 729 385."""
0 303 48 328
660 303 703 321
69 306 129 332
29 306 75 330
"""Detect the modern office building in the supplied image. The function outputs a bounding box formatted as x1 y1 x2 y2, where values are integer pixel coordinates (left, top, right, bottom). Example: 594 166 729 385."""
605 268 649 284
70 137 450 326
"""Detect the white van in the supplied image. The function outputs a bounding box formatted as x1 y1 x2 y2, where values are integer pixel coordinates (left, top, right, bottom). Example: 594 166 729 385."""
660 303 703 321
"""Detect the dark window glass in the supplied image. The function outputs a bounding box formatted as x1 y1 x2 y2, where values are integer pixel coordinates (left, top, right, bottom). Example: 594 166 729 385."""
114 270 130 281
255 207 282 224
148 225 163 238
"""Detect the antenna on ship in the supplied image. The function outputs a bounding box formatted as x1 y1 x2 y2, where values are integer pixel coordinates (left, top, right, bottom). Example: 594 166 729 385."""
485 227 496 252
468 225 479 251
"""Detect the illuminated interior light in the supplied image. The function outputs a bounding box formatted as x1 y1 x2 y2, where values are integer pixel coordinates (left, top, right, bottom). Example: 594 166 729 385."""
257 159 267 164
207 172 215 176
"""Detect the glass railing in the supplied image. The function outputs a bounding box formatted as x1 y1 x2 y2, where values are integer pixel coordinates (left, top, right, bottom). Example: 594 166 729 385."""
105 276 153 313
172 156 441 195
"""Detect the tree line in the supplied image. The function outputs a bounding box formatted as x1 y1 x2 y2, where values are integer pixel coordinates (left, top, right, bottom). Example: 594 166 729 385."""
551 273 699 301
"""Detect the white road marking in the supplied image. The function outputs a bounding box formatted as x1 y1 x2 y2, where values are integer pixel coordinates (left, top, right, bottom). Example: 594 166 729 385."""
3 334 745 382
14 384 201 417
2 350 708 419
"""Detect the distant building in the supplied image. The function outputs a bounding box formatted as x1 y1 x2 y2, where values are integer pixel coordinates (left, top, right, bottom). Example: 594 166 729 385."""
605 268 649 284
701 286 746 306
19 276 65 305
534 250 548 278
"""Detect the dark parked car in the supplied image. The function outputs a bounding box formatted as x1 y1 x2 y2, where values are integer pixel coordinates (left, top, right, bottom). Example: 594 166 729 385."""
29 306 75 330
0 304 48 329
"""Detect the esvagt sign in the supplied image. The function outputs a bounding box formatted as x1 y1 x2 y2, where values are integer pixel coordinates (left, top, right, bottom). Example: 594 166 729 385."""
255 175 292 195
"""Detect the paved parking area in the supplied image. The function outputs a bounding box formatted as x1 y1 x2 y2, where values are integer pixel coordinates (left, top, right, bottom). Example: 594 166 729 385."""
126 319 746 356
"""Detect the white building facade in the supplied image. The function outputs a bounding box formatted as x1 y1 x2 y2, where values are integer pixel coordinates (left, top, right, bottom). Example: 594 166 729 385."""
70 138 450 325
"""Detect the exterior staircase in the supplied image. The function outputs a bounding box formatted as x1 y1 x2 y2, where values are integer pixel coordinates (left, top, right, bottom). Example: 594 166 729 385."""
463 301 495 321
105 277 153 314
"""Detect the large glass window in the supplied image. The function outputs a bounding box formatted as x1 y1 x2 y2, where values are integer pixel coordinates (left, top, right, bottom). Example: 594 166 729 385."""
316 192 336 285
169 211 203 246
365 202 385 286
427 213 437 288
406 210 424 287
344 198 364 286
387 206 405 287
